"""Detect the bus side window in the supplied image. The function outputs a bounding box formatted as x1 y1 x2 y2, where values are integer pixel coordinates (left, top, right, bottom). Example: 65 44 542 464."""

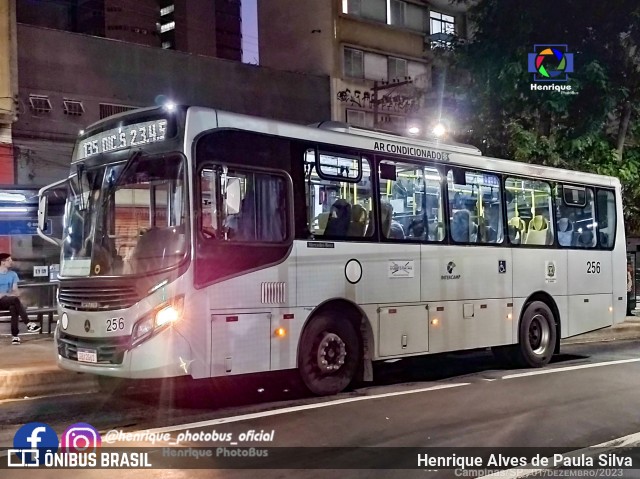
505 177 553 246
378 160 444 242
448 169 502 244
556 185 597 249
596 189 616 249
305 149 373 239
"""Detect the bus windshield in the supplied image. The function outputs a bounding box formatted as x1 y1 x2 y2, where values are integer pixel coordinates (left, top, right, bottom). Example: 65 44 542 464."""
61 153 188 277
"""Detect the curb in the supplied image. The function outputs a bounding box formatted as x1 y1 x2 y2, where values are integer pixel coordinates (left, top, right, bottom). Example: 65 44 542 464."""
0 366 97 401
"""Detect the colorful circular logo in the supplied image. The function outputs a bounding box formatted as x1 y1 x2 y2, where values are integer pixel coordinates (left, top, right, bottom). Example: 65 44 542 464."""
535 48 567 78
60 423 102 453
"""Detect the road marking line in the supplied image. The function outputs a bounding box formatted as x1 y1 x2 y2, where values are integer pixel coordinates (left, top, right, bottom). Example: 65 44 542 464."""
133 383 470 435
480 431 640 478
502 357 640 380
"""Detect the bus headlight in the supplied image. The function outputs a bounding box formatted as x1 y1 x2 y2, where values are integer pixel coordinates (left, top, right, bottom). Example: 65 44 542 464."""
132 296 184 345
156 297 184 327
132 316 154 344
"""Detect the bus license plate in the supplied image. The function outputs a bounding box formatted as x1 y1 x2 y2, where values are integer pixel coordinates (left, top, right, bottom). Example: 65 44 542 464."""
77 348 97 363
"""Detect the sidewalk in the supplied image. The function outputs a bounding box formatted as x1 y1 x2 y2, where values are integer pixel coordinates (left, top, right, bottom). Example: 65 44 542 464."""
0 334 97 401
1 317 640 401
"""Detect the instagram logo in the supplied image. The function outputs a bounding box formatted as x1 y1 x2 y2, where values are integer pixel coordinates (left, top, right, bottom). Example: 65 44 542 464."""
60 423 102 453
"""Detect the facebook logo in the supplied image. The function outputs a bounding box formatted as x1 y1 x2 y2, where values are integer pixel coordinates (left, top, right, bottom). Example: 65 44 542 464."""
10 422 58 466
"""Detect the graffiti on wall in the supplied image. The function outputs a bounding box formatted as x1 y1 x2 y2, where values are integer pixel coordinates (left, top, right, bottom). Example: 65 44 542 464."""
336 88 421 113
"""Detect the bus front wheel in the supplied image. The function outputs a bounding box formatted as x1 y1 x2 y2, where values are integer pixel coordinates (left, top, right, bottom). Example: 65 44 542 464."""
515 301 556 368
299 314 361 396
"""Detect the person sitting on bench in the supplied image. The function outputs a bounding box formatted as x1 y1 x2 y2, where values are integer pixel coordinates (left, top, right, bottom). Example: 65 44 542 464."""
0 253 41 345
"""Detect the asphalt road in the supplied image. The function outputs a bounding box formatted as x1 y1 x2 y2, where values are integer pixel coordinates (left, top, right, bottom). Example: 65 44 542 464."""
2 339 640 478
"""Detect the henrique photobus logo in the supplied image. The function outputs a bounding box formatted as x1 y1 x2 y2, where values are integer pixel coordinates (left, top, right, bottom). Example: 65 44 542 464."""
527 44 576 94
10 422 59 467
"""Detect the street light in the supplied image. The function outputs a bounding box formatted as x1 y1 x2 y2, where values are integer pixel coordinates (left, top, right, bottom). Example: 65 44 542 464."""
432 123 447 138
407 125 421 136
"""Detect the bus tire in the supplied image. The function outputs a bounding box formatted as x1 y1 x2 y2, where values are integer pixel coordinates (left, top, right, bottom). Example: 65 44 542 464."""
514 301 556 368
299 314 361 396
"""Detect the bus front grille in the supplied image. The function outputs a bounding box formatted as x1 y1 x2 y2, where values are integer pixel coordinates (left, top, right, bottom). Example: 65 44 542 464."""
59 286 138 311
57 332 130 365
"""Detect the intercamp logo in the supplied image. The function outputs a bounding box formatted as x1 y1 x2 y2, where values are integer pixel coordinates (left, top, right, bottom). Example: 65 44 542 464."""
9 422 59 467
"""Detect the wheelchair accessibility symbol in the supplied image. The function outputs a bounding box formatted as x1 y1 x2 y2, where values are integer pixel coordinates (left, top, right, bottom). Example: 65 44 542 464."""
498 260 507 274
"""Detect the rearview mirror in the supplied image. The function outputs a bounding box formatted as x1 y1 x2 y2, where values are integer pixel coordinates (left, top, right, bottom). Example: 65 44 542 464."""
38 178 69 247
38 195 48 233
225 177 241 214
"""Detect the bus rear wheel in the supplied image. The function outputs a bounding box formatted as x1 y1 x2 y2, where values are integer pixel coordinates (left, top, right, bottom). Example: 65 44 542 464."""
514 301 556 368
299 314 361 396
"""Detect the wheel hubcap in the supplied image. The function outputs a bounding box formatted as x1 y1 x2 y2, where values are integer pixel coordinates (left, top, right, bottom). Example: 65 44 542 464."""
529 313 550 355
316 332 347 373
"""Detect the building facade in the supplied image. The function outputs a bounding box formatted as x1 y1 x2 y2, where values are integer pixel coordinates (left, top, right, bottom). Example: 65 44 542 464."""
13 23 330 186
17 0 242 60
258 0 469 136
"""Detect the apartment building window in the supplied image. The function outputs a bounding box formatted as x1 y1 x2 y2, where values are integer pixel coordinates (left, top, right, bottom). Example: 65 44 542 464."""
29 95 52 113
344 49 423 84
389 0 405 27
343 0 385 22
344 47 364 78
63 100 84 116
160 5 175 16
344 0 427 33
388 57 408 82
160 21 175 33
430 11 455 48
342 0 361 15
364 52 387 81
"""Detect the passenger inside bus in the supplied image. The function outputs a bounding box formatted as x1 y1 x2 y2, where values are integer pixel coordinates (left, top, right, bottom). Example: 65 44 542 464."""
380 202 405 239
557 217 574 246
451 208 473 242
324 199 351 237
347 204 368 236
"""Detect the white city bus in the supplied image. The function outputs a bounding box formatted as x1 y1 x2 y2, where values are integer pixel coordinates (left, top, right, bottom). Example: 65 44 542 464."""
38 105 626 395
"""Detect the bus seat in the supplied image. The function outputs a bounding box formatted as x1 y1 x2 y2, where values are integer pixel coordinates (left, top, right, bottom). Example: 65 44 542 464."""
408 218 426 239
364 210 375 237
389 221 405 239
557 218 573 246
132 226 186 274
508 216 526 232
324 199 351 237
575 229 595 247
508 216 526 243
451 209 471 242
525 215 549 245
348 204 367 237
380 202 393 238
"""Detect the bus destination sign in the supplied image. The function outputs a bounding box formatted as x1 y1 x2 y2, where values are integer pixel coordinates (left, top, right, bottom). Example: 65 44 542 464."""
78 119 168 160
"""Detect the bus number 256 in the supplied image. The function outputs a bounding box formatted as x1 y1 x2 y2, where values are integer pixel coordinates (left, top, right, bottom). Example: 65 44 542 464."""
106 317 125 332
586 261 601 274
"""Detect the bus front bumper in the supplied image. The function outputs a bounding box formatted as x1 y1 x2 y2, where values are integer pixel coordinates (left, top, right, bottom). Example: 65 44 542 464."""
56 325 193 379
